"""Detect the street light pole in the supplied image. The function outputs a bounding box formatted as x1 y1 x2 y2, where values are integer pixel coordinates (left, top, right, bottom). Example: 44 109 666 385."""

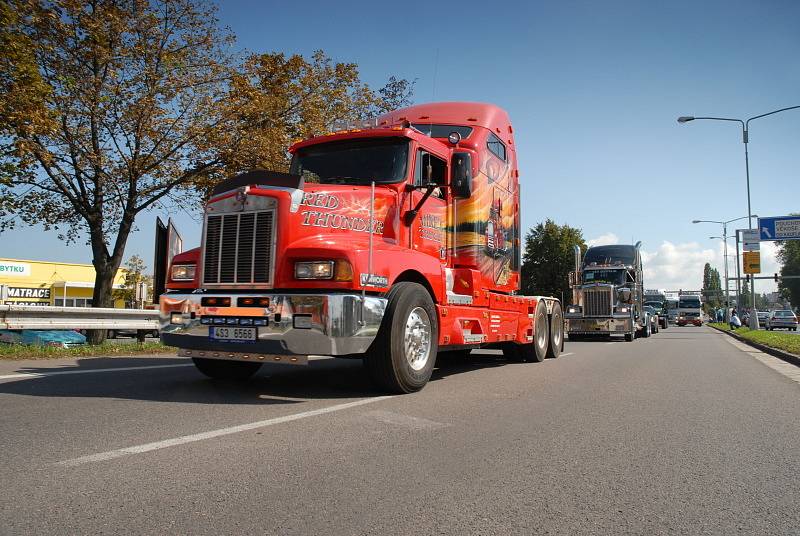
710 233 731 321
693 215 752 323
734 230 741 310
678 105 800 329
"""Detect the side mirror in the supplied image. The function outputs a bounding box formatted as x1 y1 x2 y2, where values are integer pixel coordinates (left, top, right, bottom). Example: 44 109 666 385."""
451 152 473 198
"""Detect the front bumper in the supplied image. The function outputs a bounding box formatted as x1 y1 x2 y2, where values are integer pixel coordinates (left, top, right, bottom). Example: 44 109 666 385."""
160 292 387 358
565 315 632 335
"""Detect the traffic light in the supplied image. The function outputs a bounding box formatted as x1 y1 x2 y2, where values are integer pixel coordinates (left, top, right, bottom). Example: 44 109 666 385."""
775 273 779 283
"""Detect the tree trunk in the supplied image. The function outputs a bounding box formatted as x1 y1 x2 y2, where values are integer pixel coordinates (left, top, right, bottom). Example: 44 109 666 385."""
86 263 117 345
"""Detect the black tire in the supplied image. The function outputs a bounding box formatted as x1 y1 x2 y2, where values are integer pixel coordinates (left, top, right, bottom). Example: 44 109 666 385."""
546 302 563 358
642 321 651 338
192 357 262 380
107 329 116 339
364 282 438 394
624 332 634 342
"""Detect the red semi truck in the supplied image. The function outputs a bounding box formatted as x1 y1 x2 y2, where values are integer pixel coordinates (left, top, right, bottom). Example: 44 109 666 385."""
158 102 563 393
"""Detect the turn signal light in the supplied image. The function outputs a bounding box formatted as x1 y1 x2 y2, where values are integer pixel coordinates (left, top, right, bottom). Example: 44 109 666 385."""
237 297 270 307
334 259 353 282
201 297 231 306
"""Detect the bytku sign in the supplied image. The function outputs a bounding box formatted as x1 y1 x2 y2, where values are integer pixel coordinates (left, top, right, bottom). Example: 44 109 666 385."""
0 261 31 277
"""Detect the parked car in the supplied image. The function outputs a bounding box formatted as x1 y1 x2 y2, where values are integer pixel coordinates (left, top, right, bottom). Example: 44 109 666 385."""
757 311 769 327
107 328 159 339
766 310 798 331
0 329 86 347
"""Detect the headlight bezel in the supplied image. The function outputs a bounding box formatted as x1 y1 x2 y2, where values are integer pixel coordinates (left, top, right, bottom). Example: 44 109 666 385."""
170 263 196 281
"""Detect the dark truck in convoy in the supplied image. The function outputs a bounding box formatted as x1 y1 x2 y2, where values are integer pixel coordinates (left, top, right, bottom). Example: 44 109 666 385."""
565 243 651 341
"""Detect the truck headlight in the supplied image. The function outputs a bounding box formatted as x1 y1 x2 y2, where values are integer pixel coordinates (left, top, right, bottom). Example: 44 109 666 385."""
616 306 630 314
567 306 581 314
171 264 196 281
295 261 334 280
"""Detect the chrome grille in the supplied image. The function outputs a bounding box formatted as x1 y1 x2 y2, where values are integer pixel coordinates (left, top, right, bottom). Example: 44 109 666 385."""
203 211 274 285
584 287 613 316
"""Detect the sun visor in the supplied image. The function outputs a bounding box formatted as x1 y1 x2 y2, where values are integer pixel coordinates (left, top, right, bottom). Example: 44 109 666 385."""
211 169 304 196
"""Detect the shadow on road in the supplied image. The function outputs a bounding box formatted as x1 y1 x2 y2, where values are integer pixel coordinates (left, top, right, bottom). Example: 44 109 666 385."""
0 351 519 404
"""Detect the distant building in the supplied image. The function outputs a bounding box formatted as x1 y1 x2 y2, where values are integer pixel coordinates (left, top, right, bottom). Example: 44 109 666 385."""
0 258 126 307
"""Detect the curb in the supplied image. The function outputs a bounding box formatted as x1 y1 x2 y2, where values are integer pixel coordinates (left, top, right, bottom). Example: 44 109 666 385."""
708 325 800 368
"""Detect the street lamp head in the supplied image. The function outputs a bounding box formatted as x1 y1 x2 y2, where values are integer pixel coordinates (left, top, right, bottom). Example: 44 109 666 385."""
677 116 695 124
692 220 701 224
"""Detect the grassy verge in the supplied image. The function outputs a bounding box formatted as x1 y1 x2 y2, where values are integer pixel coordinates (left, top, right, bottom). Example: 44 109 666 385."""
709 323 800 355
0 341 175 360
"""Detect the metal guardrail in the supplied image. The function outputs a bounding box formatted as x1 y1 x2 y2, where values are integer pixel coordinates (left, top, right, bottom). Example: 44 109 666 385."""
0 305 160 331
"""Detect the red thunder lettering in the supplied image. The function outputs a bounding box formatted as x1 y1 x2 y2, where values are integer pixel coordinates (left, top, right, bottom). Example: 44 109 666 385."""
300 192 340 210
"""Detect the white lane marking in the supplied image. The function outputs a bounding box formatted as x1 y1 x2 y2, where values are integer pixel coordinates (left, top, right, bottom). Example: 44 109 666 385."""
57 396 394 467
561 352 574 357
721 335 800 385
0 363 193 381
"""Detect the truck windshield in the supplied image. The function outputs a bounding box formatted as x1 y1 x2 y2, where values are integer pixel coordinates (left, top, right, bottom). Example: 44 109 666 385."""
290 138 409 185
582 269 625 285
679 298 701 308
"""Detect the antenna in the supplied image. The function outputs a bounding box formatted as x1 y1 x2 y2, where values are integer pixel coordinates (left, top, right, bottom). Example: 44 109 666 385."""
431 48 440 101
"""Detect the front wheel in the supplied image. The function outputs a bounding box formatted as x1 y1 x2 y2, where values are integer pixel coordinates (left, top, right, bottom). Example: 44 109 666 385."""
192 358 262 380
364 282 438 394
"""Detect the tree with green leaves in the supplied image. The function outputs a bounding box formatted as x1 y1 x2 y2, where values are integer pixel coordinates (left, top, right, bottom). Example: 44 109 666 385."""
520 220 587 303
0 1 413 343
113 254 151 308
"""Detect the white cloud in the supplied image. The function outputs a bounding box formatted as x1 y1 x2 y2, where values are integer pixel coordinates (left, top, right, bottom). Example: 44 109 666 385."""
586 232 619 248
641 240 780 294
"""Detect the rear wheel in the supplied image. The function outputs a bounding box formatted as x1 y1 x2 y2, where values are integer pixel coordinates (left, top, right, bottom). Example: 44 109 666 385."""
546 302 563 358
642 320 651 338
192 358 262 380
107 329 116 339
364 282 438 393
504 300 548 363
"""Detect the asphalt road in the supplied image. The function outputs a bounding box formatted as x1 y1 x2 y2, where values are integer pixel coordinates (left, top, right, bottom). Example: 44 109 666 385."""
1 327 798 535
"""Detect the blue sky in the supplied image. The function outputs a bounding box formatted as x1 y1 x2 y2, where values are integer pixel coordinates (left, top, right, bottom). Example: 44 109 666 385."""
3 0 798 293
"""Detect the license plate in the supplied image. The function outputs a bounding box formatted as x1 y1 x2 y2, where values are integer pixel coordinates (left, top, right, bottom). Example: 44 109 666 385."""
209 326 257 342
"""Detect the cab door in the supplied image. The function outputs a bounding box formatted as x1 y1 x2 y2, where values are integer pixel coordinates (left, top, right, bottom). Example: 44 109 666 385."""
408 148 448 264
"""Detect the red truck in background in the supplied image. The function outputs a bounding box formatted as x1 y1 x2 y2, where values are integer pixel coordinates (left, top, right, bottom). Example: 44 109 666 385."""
157 102 563 393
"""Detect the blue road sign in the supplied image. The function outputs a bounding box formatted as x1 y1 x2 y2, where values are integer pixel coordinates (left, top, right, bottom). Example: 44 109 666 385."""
759 216 800 241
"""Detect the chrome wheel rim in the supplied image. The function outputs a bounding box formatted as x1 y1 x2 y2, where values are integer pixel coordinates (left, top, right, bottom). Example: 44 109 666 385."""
404 307 432 371
536 309 548 349
552 311 562 347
